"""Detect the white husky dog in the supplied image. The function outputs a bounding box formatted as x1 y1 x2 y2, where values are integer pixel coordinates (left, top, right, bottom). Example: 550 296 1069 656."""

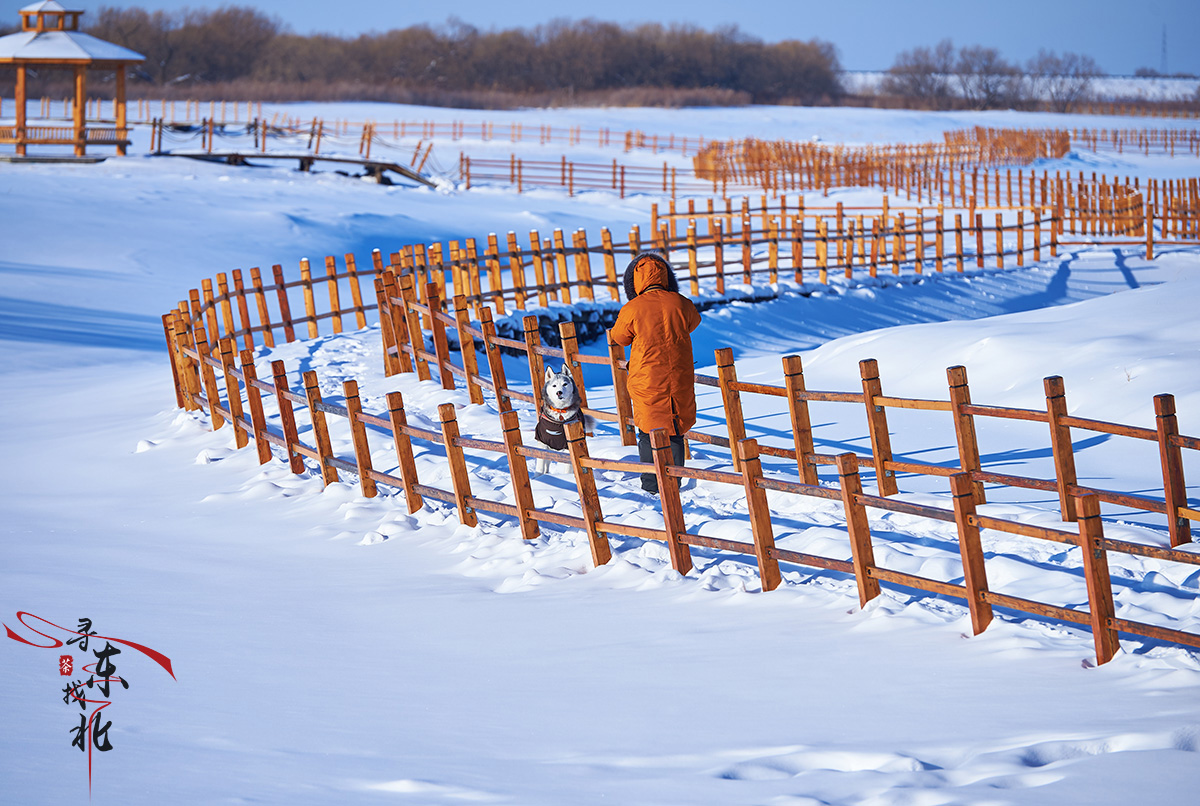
532 364 589 474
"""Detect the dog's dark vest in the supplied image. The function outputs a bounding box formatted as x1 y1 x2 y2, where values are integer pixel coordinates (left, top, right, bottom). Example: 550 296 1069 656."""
534 408 582 451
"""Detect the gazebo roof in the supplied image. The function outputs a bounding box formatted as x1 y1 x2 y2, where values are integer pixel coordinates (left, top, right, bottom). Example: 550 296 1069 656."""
0 0 144 64
0 30 145 63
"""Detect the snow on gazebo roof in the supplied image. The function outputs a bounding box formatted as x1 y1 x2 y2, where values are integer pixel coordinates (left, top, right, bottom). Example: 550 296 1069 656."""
0 1 144 63
22 1 69 11
0 31 145 62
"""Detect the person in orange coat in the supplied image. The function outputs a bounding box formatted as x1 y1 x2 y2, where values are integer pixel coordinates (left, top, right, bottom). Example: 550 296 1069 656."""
610 251 702 493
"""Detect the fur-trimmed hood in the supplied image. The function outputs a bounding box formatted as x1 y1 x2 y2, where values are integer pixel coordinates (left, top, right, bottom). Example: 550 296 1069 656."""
623 251 680 300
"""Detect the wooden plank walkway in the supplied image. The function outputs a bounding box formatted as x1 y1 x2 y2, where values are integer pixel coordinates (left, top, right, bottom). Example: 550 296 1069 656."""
152 150 438 187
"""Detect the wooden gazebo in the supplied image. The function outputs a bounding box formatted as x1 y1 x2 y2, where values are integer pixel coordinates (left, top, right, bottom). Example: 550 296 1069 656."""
0 1 145 156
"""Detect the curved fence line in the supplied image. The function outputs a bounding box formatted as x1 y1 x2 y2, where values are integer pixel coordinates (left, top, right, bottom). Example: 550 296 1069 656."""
161 204 1200 664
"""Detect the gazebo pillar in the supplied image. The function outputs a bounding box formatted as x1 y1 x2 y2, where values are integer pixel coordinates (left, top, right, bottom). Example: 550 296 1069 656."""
115 64 127 156
73 63 86 156
15 64 26 156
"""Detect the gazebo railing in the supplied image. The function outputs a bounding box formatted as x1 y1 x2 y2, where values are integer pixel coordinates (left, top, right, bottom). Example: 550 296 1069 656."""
0 125 130 146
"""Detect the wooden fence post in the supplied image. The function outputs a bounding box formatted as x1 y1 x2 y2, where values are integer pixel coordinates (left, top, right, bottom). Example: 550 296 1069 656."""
375 276 400 377
1044 375 1080 521
553 229 573 304
529 232 550 304
303 370 339 486
498 409 539 540
686 222 700 295
399 274 429 382
240 350 272 465
231 269 254 350
650 428 693 576
1155 394 1192 546
950 472 993 634
954 214 964 272
565 419 613 566
479 306 511 413
558 320 588 409
386 391 423 514
344 380 378 498
161 314 186 410
271 360 305 475
485 233 505 315
1016 210 1025 267
219 337 249 449
438 403 478 527
200 279 222 345
768 217 780 283
507 231 528 310
974 215 985 269
426 283 455 390
572 230 596 301
345 252 367 329
859 359 898 496
324 255 343 334
1146 200 1155 260
836 452 882 607
271 264 297 343
1076 492 1120 665
716 347 748 471
174 310 202 411
947 365 985 503
782 354 819 485
387 272 414 375
608 332 636 446
522 315 545 413
738 439 782 592
247 267 274 348
299 258 319 338
1033 211 1042 263
713 219 726 294
791 214 804 284
600 227 620 301
994 213 1005 269
453 294 484 405
195 333 224 431
741 213 752 284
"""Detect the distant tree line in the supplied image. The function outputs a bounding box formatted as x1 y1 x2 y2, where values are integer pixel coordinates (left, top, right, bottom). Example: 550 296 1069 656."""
2 7 1194 111
879 40 1103 112
0 5 842 106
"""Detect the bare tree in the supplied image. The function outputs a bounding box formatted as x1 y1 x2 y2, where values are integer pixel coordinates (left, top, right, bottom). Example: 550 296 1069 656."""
881 39 955 107
86 7 179 83
955 46 1022 109
1027 50 1100 112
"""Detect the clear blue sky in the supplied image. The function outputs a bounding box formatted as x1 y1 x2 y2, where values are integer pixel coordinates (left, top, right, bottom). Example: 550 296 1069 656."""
6 0 1198 75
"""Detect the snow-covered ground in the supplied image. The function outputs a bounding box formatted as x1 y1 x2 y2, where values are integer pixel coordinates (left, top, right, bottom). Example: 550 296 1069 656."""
2 104 1199 805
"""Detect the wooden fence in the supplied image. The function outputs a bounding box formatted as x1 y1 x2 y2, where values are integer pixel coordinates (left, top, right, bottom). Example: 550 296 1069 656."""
693 128 1200 205
159 202 1059 360
122 104 703 156
160 246 1200 664
163 184 1200 373
459 154 714 198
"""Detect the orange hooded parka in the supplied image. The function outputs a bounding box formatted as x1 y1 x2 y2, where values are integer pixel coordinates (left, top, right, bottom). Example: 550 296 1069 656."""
610 252 702 435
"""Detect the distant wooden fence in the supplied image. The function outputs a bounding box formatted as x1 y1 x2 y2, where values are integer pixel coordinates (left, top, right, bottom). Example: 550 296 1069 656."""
459 154 715 198
97 101 703 157
693 128 1200 206
161 244 1200 664
166 201 1200 666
